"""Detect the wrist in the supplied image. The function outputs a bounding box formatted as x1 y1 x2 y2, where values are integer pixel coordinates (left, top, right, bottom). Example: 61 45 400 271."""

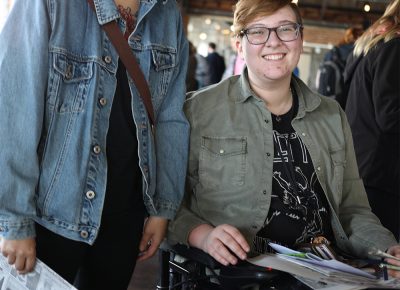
188 224 214 251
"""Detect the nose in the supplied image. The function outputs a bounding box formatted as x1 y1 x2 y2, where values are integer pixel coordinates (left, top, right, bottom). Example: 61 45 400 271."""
265 30 281 46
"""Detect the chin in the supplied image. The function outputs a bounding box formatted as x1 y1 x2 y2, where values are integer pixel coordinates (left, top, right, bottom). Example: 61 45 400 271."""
263 71 291 81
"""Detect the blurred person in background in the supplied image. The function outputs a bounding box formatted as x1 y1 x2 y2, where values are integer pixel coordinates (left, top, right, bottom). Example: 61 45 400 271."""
222 34 246 79
186 41 199 92
206 42 226 85
316 26 363 109
345 0 400 241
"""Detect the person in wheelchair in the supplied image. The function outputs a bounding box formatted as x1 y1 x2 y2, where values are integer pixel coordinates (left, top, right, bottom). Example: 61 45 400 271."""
168 0 400 284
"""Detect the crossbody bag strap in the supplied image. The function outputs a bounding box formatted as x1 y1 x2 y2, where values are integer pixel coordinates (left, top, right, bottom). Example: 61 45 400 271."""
87 0 155 127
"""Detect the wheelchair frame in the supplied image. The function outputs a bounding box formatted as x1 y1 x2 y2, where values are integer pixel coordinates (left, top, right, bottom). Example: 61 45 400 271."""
156 242 305 290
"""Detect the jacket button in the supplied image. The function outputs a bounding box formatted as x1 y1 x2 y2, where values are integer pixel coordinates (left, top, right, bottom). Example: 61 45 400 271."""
65 65 73 79
93 145 101 154
317 167 321 171
80 230 89 239
266 152 271 157
99 98 107 106
86 190 95 199
103 55 112 64
263 190 267 195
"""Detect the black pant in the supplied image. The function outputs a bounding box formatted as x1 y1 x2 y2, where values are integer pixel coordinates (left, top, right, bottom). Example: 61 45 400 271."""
36 209 145 290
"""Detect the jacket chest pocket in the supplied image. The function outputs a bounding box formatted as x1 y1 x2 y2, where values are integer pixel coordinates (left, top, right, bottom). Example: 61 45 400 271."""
199 136 247 189
131 43 177 112
48 53 93 113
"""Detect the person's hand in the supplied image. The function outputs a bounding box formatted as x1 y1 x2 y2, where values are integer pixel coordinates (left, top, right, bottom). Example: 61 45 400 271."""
188 224 250 266
137 216 168 262
0 237 36 274
385 245 400 278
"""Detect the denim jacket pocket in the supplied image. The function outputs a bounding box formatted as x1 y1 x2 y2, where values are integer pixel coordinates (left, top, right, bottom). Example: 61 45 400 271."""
49 52 93 113
329 147 346 197
149 46 177 110
199 136 247 189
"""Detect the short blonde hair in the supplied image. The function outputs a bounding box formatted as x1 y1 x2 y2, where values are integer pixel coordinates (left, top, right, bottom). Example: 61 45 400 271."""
233 0 303 37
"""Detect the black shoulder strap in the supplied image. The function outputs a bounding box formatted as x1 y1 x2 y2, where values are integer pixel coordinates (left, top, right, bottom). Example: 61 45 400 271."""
87 0 155 128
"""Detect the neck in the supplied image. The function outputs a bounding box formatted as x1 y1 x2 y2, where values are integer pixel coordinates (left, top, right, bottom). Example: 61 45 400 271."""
115 0 140 37
114 0 139 10
251 80 293 116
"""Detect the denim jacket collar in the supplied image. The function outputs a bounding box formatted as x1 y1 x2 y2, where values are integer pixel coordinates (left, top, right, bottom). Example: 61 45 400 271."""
92 0 120 25
92 0 161 26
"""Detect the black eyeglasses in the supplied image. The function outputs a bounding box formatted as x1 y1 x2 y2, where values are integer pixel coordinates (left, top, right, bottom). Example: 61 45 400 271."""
240 22 303 45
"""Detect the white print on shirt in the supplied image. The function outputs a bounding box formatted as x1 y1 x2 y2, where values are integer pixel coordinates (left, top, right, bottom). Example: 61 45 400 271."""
269 131 326 244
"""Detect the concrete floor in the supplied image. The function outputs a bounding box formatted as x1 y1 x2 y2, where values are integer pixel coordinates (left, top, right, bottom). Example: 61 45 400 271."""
128 253 160 290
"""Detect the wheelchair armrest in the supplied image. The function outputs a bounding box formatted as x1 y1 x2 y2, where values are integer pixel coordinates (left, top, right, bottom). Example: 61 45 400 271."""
170 244 280 283
170 243 221 269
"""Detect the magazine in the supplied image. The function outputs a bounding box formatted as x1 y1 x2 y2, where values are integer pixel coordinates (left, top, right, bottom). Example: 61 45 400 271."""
0 254 77 290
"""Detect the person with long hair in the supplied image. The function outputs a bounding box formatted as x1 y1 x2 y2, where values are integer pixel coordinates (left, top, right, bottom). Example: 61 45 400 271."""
345 0 400 241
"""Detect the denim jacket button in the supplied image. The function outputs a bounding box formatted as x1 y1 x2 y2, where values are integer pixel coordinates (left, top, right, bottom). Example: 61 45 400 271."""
65 65 73 79
80 230 89 239
93 145 101 154
103 55 112 64
86 190 95 199
99 97 107 106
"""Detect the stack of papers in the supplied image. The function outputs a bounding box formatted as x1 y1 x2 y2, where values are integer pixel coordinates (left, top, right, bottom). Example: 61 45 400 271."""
0 254 76 290
247 243 400 290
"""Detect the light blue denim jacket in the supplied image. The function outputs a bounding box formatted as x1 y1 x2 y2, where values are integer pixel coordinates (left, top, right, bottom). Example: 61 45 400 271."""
0 0 189 244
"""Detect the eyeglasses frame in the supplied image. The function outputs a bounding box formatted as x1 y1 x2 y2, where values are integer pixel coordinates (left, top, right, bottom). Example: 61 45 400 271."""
239 22 303 45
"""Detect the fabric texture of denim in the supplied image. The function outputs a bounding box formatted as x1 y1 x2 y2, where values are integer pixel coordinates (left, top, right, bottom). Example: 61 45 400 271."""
168 70 397 258
0 0 189 244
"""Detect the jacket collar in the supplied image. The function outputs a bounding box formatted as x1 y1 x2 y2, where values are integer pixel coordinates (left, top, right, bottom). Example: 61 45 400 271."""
237 69 321 117
92 0 158 26
92 0 120 25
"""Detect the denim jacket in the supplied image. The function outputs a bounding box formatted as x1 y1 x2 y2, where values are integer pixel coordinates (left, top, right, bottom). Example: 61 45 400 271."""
0 0 189 244
168 71 397 258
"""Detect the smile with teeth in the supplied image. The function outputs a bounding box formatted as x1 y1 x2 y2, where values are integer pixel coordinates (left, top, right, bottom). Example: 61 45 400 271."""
264 53 285 60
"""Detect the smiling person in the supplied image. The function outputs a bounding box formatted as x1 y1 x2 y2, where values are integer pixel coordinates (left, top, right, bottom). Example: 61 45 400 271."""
168 0 400 279
0 0 189 289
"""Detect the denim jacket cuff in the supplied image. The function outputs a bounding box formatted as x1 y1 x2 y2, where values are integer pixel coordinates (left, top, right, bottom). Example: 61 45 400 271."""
0 219 36 240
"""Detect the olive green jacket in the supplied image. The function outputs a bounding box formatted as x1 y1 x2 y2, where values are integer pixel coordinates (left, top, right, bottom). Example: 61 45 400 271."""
168 71 397 258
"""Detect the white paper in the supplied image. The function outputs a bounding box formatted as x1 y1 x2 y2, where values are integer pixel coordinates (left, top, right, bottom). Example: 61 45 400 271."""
247 243 400 289
0 254 77 290
269 242 375 279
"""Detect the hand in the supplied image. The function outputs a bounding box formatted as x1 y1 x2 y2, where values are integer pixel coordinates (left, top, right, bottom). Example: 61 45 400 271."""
386 245 400 278
0 237 36 274
137 216 168 262
188 224 250 266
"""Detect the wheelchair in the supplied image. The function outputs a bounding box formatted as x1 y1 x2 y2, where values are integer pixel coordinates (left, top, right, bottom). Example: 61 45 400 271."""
156 242 312 290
